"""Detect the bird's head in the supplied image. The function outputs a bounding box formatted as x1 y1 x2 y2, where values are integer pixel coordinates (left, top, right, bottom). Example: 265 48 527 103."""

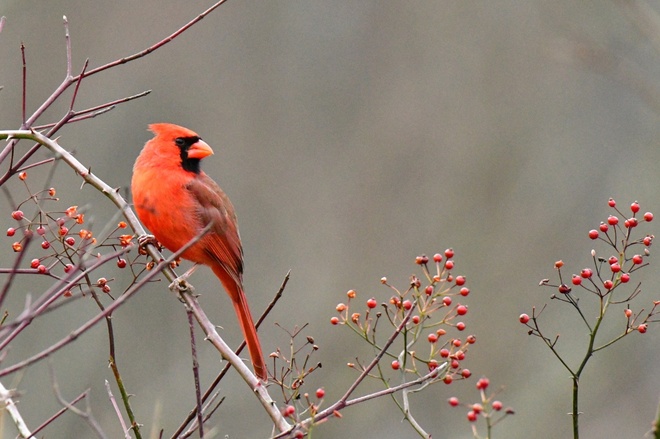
143 123 214 174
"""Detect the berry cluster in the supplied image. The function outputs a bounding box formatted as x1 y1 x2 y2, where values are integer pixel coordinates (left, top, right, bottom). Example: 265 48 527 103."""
333 249 474 382
527 199 657 335
4 172 138 297
448 376 514 434
521 198 658 436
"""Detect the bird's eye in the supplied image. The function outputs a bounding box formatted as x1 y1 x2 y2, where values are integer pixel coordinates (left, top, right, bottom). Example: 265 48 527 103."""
175 138 185 147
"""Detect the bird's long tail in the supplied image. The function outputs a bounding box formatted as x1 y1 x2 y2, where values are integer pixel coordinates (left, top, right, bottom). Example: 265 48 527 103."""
212 266 267 381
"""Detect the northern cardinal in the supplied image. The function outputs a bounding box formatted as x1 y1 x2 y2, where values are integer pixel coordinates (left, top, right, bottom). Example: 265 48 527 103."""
131 123 267 381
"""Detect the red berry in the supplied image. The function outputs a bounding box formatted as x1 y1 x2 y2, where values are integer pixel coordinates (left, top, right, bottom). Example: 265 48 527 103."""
448 396 459 407
554 260 564 268
415 255 429 265
428 359 439 371
58 226 68 236
620 273 630 283
455 351 466 360
444 248 454 258
456 322 466 331
445 260 454 270
643 236 653 246
455 275 466 286
117 259 127 269
472 403 483 414
626 218 639 228
476 377 490 390
452 339 462 347
588 229 599 239
608 198 616 207
637 324 648 334
519 313 530 324
436 328 447 336
36 226 46 236
571 275 582 286
461 369 472 378
608 256 618 265
391 360 400 370
607 215 619 225
632 254 643 265
624 308 633 318
11 210 24 220
366 298 377 309
402 300 412 310
428 333 438 343
492 400 503 411
610 263 621 273
440 349 450 358
65 237 75 246
316 388 325 399
64 264 74 273
6 227 16 237
603 280 613 290
330 317 339 325
599 223 609 232
12 242 22 252
442 296 452 306
412 315 420 324
580 268 593 279
425 285 434 296
466 335 476 344
41 241 50 249
644 212 653 222
456 305 468 315
459 287 470 296
37 264 47 274
443 375 453 385
467 410 477 422
558 284 571 294
631 202 640 213
450 359 460 369
433 253 443 263
283 405 295 417
30 259 40 268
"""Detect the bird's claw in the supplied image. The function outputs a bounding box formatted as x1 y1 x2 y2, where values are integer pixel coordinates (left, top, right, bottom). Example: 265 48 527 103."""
137 234 159 248
169 278 195 294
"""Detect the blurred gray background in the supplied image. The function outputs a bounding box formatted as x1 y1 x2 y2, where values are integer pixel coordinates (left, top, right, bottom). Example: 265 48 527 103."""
1 1 659 438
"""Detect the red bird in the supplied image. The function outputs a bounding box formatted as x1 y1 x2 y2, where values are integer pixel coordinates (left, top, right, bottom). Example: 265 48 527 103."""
131 123 267 380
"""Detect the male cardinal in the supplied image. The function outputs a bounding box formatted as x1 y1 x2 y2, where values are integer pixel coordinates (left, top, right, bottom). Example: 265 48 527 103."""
131 123 267 381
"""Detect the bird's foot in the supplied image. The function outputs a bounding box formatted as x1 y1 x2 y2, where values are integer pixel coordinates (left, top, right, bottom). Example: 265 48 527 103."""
169 277 195 294
137 234 159 248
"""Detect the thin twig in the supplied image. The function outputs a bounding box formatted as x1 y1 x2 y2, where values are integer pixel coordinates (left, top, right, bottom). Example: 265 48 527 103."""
187 308 205 438
105 380 130 439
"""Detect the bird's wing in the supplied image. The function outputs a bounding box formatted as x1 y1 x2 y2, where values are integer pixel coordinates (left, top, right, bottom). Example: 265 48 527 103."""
185 173 244 283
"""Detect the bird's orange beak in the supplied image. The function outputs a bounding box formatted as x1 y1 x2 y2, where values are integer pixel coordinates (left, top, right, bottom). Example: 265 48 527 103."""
187 139 214 159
